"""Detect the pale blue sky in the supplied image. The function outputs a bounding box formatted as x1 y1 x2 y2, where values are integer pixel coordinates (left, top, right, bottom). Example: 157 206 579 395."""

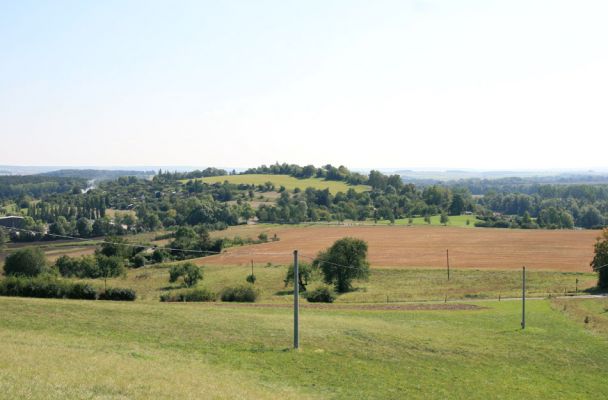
1 0 607 169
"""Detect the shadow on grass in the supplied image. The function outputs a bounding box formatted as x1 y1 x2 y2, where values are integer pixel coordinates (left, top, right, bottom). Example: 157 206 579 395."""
583 286 608 295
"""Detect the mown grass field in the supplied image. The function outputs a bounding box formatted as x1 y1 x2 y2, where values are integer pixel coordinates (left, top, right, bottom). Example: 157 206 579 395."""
1 296 607 399
189 174 370 193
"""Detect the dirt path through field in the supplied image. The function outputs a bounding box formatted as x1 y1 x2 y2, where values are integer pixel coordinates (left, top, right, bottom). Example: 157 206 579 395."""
202 225 601 272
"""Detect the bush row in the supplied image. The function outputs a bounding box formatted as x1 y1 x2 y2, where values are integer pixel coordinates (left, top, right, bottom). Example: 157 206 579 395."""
0 277 136 301
220 285 259 302
160 288 216 302
160 285 259 302
159 285 339 303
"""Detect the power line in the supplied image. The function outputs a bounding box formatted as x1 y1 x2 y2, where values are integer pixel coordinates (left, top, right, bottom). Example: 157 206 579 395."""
299 253 361 271
0 226 222 255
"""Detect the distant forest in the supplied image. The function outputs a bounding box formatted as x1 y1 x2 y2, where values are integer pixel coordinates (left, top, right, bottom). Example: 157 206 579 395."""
0 164 606 245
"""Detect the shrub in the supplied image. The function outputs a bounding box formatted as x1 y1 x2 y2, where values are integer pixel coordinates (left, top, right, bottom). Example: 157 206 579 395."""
7 276 63 298
306 286 336 303
132 254 146 268
3 247 47 277
220 285 259 302
152 248 168 263
0 276 99 300
160 288 215 302
64 282 97 300
98 287 137 301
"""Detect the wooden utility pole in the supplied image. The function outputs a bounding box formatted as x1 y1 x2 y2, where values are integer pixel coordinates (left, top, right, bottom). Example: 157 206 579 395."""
521 266 526 330
446 249 450 281
293 250 299 350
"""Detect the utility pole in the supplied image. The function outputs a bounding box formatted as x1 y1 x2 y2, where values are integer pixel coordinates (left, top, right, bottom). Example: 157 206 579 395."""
521 266 526 330
446 249 450 281
293 250 299 350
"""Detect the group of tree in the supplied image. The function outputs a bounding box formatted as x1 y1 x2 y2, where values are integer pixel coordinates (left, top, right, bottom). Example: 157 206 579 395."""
2 164 608 246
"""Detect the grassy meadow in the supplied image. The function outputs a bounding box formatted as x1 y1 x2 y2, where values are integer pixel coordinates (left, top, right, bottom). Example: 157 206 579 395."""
362 214 481 227
1 296 607 399
189 174 370 193
90 262 596 303
1 231 605 399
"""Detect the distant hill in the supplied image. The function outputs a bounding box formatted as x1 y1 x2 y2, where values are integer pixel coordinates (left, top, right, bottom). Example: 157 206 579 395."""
38 169 155 180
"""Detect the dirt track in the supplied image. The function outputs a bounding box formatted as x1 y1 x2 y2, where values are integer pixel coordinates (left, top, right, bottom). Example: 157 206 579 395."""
191 302 484 311
203 225 601 272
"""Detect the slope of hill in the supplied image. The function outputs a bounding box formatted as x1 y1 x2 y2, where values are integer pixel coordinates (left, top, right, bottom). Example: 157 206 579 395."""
193 174 370 193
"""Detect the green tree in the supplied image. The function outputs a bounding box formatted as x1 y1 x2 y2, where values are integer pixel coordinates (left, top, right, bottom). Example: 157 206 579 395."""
169 262 203 287
591 229 608 288
55 255 98 278
99 236 132 259
76 217 93 237
449 193 465 215
96 254 125 290
3 247 47 277
424 214 431 224
152 248 168 263
284 262 315 292
440 212 449 225
313 237 370 293
579 206 604 229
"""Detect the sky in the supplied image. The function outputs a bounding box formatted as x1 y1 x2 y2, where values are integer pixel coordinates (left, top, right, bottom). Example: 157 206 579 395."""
1 0 607 170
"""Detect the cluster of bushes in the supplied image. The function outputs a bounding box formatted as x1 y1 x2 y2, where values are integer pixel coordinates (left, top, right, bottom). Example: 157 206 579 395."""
160 288 216 302
305 286 336 303
98 287 137 301
160 285 259 302
0 276 135 301
219 285 259 302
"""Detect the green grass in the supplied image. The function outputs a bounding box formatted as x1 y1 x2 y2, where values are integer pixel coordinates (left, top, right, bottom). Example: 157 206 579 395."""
188 174 370 193
95 263 597 303
365 214 481 227
1 296 607 399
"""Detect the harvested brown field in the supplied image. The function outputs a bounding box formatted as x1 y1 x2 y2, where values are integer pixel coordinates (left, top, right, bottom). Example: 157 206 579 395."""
204 225 601 272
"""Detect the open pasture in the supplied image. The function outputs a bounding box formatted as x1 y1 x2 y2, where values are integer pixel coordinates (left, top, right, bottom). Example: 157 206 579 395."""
190 174 370 193
1 296 607 399
208 225 601 272
99 263 597 303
